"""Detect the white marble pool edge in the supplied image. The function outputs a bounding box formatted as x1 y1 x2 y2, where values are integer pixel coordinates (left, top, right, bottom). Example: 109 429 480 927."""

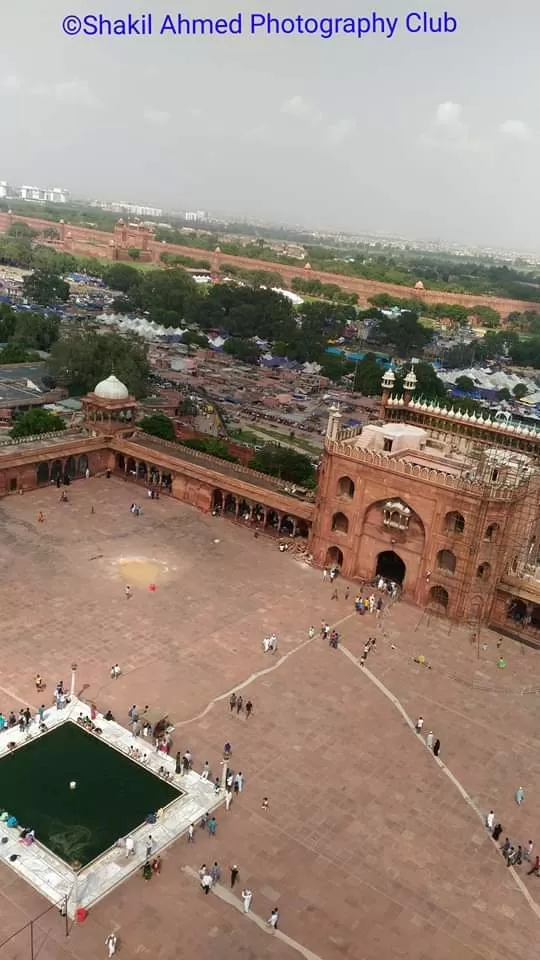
0 698 220 917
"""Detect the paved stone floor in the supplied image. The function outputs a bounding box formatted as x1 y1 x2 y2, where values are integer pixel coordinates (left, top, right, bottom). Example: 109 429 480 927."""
0 478 539 959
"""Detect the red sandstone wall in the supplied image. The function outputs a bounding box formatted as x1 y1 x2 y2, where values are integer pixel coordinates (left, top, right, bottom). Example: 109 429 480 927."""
310 447 514 619
0 211 536 315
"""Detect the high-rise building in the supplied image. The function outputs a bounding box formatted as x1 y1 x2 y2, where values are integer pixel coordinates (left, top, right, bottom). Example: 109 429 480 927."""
19 185 69 203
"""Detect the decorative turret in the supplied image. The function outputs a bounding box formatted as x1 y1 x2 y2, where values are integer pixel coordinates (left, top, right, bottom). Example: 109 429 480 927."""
326 403 343 441
379 365 395 419
403 360 417 407
381 367 395 392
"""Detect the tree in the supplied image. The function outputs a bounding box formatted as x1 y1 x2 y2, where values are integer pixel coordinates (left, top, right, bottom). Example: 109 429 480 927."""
498 388 511 401
248 444 315 484
10 311 61 350
42 227 60 240
103 263 142 293
23 270 69 306
182 437 238 462
513 383 528 400
138 413 176 442
472 305 500 328
127 248 141 261
10 408 65 439
353 353 384 395
371 311 432 356
180 330 210 348
6 222 38 241
318 353 355 382
48 328 150 397
455 375 476 392
0 342 39 363
125 268 198 324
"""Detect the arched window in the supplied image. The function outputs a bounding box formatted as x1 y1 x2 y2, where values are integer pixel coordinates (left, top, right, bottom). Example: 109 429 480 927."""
445 511 465 534
429 585 449 608
484 523 499 543
476 562 491 580
337 476 355 499
436 549 456 575
331 512 349 534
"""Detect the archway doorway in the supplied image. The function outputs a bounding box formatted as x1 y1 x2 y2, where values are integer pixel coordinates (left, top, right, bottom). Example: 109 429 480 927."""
325 546 343 568
376 550 406 585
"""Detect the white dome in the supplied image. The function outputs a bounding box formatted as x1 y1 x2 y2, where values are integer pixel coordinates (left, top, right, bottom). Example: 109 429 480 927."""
94 374 129 400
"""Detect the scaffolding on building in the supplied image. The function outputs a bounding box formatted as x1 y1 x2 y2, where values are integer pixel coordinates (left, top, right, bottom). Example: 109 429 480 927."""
416 439 539 641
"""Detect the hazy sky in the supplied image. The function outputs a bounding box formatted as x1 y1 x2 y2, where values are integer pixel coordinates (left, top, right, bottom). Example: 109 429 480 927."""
1 0 538 249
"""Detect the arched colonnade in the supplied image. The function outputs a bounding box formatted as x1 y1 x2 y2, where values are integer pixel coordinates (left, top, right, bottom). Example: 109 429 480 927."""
35 454 90 486
212 489 309 539
115 453 173 492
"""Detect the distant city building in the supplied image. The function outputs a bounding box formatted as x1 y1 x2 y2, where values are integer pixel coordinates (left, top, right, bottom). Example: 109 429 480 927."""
107 202 163 218
0 181 9 199
185 210 208 222
19 185 69 203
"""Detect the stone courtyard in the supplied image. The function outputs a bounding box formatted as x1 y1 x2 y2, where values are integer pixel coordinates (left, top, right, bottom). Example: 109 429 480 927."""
0 477 539 960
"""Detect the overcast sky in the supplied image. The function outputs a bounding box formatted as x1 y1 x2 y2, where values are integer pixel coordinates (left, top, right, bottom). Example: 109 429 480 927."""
1 0 538 250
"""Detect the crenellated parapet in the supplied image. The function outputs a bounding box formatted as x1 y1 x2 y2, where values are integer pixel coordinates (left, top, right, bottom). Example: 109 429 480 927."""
323 438 530 500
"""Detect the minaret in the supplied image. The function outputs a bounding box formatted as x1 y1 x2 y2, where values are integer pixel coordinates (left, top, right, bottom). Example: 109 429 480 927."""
403 361 418 407
326 403 343 441
379 366 395 419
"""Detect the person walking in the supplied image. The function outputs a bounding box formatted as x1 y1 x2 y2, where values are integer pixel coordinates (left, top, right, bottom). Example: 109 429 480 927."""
225 790 233 811
492 823 503 842
267 908 279 932
527 855 540 876
242 888 253 913
145 835 153 858
245 700 253 718
229 693 237 713
234 772 244 794
415 716 424 734
236 696 243 715
201 761 210 780
211 861 221 886
207 816 217 836
230 864 239 888
524 840 534 862
105 933 117 957
433 738 441 757
426 731 434 750
201 872 212 895
515 786 525 805
486 810 495 831
187 823 195 844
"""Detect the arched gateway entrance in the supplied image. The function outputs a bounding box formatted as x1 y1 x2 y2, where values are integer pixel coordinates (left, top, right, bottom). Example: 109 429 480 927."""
376 550 406 585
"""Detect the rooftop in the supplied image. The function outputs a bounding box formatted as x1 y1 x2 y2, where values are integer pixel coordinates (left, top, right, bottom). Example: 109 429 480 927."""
129 432 314 500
